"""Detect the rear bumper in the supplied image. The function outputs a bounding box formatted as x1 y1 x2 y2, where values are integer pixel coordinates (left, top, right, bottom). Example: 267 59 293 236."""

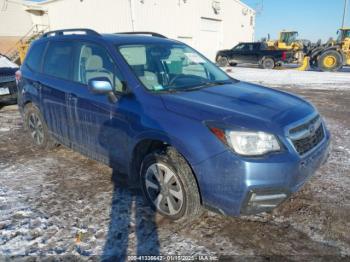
192 129 331 216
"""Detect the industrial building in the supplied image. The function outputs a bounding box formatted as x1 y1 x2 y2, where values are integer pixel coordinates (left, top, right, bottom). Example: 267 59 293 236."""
23 0 255 60
0 0 33 53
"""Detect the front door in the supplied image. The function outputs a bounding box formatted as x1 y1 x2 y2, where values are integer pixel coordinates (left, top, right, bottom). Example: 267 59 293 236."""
67 41 131 171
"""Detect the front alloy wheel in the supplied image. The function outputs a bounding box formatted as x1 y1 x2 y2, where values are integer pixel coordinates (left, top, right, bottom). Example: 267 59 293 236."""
145 163 184 217
140 147 202 221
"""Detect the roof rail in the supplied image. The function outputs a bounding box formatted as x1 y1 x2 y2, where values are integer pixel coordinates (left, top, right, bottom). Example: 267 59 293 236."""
115 31 167 38
41 28 100 38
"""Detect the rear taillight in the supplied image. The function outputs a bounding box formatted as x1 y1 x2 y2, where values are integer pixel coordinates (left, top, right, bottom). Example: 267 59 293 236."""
15 70 22 84
282 51 287 61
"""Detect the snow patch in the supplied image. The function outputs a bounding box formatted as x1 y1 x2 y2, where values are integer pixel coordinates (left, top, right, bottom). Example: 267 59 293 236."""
227 67 350 90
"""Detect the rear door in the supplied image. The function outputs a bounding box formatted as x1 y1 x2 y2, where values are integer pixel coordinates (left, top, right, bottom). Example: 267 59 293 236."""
230 43 249 63
40 40 76 145
250 43 262 63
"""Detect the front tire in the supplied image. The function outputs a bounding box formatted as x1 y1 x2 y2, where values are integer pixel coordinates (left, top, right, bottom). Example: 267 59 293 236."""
140 147 202 221
24 104 57 150
318 50 343 72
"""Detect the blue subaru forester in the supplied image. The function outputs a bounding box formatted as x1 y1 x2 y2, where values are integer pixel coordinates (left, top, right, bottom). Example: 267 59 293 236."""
17 29 330 220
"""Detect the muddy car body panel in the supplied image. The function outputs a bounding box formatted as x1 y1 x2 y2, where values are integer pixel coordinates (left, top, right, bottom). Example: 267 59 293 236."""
17 29 330 217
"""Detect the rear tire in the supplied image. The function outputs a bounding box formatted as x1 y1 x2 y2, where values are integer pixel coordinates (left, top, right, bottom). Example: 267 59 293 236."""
217 56 229 67
140 147 202 222
318 50 343 72
24 104 57 150
261 57 275 69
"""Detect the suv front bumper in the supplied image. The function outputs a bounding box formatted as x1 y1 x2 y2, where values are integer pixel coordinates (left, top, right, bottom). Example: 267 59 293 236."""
192 129 330 216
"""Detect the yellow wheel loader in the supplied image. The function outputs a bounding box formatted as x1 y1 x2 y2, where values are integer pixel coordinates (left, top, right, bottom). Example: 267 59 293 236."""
266 31 303 51
266 31 307 69
308 28 350 72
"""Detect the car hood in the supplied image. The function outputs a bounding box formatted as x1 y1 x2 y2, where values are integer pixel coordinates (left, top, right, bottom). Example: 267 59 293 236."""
161 81 315 131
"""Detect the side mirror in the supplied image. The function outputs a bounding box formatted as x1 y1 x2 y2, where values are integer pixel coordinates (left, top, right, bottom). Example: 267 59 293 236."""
88 77 113 94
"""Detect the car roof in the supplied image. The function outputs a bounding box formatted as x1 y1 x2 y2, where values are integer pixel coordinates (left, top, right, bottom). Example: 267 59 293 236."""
101 33 179 45
34 32 180 46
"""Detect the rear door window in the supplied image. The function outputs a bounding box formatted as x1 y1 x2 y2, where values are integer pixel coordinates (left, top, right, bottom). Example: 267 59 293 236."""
246 44 254 51
43 41 74 80
25 41 47 72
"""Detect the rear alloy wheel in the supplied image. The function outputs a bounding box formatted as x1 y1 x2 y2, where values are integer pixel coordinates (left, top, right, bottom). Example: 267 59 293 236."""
28 112 44 146
140 147 202 221
24 104 57 150
261 57 275 69
217 56 229 67
318 50 343 72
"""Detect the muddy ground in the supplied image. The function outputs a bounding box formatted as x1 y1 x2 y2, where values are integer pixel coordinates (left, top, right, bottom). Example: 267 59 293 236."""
0 82 349 261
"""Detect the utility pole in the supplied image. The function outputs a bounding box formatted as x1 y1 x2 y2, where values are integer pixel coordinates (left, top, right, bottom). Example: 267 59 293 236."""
342 0 348 28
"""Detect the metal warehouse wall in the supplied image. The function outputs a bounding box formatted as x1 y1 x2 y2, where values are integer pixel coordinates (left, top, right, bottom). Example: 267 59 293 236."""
28 0 255 60
0 0 33 37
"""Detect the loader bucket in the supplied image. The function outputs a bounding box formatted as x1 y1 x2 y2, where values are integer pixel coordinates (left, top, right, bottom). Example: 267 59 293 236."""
296 56 310 71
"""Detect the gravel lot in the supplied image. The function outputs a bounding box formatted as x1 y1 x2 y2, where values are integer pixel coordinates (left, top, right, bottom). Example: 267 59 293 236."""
0 67 349 261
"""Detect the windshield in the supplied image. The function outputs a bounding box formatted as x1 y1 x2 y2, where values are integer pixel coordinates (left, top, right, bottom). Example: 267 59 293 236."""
337 30 350 42
281 32 297 45
118 43 232 92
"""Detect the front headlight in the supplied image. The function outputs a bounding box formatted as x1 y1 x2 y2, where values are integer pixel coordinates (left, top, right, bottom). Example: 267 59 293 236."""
209 127 281 156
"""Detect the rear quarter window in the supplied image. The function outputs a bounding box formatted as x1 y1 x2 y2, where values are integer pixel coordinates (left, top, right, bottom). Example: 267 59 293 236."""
25 41 47 72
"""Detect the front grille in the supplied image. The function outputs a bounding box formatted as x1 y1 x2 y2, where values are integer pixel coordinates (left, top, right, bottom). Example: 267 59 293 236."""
289 115 325 155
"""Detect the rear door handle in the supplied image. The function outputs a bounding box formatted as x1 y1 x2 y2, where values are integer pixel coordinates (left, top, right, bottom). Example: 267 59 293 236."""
67 93 79 121
67 93 78 101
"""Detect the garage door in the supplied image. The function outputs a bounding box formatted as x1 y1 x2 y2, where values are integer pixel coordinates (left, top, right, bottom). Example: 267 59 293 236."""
198 18 222 61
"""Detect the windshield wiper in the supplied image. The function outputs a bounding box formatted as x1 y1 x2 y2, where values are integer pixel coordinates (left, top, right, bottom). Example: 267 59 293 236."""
184 80 229 91
160 80 230 93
